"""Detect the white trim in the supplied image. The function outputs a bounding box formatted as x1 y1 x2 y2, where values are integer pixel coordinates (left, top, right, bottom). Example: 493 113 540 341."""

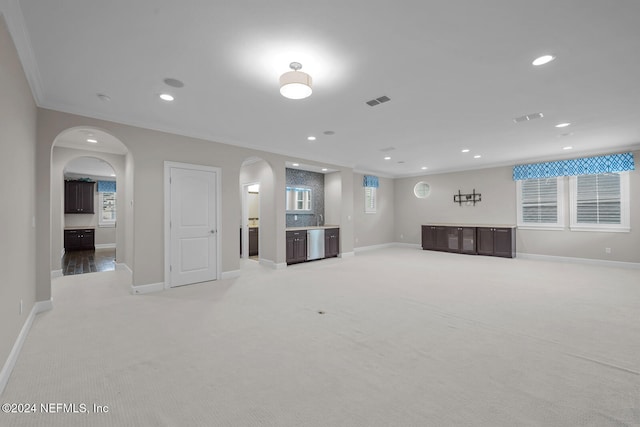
115 263 133 275
164 162 222 288
131 282 164 295
517 253 640 270
51 269 63 279
95 243 116 249
339 251 355 258
259 259 287 269
354 243 396 252
0 300 52 395
221 270 241 280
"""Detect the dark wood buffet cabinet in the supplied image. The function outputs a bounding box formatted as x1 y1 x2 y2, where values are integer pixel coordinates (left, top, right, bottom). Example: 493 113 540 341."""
422 225 515 258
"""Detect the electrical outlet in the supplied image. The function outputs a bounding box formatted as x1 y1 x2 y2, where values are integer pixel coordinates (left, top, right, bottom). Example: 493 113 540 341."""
605 247 611 254
294 215 297 221
20 299 23 314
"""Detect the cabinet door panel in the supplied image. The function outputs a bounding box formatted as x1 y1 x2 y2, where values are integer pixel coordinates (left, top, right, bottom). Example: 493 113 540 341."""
434 227 449 251
476 228 494 255
493 228 514 258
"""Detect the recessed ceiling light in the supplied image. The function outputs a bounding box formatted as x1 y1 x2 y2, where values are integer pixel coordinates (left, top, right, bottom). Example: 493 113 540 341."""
421 166 428 170
384 156 391 160
321 168 328 172
163 78 184 88
563 146 573 150
532 55 555 66
159 93 174 101
87 138 98 143
307 136 316 141
292 163 299 167
96 93 111 102
555 122 571 128
461 149 470 153
323 130 335 136
474 155 482 159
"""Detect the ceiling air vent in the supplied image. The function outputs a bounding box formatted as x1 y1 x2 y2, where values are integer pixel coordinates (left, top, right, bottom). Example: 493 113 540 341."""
380 147 396 152
366 95 391 107
513 112 544 123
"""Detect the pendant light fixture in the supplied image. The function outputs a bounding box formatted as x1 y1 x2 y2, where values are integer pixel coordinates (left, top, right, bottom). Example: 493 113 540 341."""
279 62 312 99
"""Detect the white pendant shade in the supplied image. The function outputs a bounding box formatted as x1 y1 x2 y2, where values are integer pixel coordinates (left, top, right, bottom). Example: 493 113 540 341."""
279 64 312 99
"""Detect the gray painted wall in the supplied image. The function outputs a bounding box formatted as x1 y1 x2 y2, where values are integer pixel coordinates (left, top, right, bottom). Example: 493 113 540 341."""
394 158 640 263
353 173 396 248
0 15 38 382
285 168 325 228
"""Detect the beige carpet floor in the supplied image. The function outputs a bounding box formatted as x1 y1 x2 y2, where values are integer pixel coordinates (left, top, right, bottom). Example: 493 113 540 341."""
2 247 639 426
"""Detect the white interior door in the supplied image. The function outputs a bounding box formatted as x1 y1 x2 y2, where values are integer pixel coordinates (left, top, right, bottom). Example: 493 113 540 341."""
169 167 217 287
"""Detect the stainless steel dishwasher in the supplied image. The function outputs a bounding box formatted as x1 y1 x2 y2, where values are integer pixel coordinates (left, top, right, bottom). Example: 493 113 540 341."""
306 229 325 260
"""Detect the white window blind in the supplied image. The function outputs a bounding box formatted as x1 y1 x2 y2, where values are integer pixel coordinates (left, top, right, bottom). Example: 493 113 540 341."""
517 177 564 229
99 192 116 227
364 187 377 213
570 172 629 231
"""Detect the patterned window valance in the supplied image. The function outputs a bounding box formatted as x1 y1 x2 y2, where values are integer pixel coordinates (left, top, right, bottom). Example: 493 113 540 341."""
97 180 116 193
513 152 634 181
363 175 379 188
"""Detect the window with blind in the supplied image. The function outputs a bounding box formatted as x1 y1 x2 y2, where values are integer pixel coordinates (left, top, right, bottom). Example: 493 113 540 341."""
99 192 116 227
364 187 377 214
516 177 564 229
570 172 629 231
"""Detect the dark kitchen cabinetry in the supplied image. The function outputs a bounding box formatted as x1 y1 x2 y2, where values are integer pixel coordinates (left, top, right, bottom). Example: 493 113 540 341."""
65 181 95 214
476 227 516 258
64 229 95 251
286 230 307 264
422 225 476 254
422 225 515 258
248 227 259 256
324 228 340 258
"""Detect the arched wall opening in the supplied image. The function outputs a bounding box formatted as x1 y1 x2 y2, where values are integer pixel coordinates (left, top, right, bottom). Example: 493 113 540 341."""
239 157 276 266
50 127 134 279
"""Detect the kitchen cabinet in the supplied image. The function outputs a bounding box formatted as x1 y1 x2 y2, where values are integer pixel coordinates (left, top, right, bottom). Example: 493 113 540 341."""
65 181 95 213
248 227 259 256
476 227 515 258
324 228 340 258
422 225 476 254
422 225 515 258
286 230 307 264
64 229 95 251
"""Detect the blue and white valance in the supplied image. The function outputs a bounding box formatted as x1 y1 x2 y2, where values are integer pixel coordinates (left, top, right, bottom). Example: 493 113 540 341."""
513 152 634 181
97 180 116 193
363 175 379 188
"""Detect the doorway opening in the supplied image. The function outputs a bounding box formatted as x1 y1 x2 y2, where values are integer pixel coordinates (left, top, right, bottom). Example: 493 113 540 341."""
242 183 260 261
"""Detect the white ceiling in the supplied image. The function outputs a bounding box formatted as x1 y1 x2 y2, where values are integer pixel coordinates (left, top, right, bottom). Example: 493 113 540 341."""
4 0 640 177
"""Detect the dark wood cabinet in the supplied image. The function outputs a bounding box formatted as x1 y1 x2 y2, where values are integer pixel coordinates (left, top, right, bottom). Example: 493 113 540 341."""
422 225 515 258
64 229 95 251
477 227 515 258
248 227 259 256
286 230 307 264
324 228 340 258
65 181 95 214
422 225 476 254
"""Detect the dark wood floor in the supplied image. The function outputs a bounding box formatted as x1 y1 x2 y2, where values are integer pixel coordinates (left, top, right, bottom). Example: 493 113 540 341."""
62 248 115 276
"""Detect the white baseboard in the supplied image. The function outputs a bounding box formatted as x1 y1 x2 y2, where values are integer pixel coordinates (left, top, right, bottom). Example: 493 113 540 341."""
354 243 396 253
51 270 63 279
517 253 640 269
116 263 133 275
95 243 116 249
339 251 355 258
259 259 287 269
131 282 164 295
221 270 241 279
0 299 52 395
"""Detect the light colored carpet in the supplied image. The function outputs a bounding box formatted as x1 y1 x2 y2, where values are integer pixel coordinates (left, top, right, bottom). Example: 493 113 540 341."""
2 247 639 426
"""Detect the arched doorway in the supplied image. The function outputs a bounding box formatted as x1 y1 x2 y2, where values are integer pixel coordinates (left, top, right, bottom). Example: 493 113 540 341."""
50 127 132 279
239 157 275 266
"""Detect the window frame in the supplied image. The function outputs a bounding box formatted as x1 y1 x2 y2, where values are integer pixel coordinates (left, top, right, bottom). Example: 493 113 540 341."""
364 186 377 214
516 176 565 230
98 191 116 228
569 171 630 232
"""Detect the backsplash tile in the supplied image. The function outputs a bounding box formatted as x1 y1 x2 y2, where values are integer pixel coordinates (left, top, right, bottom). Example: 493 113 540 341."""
286 168 324 227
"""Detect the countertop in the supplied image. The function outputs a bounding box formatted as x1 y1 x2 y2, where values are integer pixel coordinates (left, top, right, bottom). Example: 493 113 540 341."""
64 226 95 230
422 223 516 229
286 225 340 231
